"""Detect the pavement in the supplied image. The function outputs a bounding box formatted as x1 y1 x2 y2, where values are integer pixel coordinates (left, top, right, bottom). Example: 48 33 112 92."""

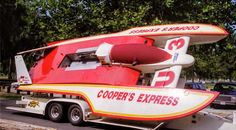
0 119 56 130
1 87 235 130
0 99 134 130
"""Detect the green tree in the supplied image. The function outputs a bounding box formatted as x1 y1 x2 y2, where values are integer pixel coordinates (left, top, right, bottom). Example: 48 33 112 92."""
0 0 34 79
1 0 236 81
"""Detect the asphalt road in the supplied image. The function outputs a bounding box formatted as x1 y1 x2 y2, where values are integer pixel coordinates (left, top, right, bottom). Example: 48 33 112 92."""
2 98 234 130
0 99 136 130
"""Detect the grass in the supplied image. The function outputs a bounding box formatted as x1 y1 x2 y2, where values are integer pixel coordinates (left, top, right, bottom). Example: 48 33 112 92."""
0 74 8 80
205 83 215 90
0 92 21 100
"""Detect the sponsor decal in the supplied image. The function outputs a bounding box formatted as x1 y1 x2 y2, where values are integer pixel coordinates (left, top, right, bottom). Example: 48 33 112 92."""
129 26 200 34
173 53 179 62
129 28 161 34
161 26 199 32
97 90 135 101
97 90 179 106
28 101 40 108
19 76 30 84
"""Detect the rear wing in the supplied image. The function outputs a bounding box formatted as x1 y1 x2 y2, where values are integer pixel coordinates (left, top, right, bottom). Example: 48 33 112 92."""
17 24 228 55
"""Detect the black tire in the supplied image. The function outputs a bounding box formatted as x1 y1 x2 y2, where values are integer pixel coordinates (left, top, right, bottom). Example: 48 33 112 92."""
68 104 84 126
47 102 64 122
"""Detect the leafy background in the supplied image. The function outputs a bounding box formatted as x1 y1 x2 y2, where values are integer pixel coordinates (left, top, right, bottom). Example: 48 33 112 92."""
0 0 236 81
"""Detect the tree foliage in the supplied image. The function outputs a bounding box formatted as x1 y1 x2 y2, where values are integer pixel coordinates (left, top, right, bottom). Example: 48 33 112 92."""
0 0 32 78
1 0 236 80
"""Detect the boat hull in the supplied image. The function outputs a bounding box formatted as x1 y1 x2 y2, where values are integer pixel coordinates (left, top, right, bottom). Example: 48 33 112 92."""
18 84 218 121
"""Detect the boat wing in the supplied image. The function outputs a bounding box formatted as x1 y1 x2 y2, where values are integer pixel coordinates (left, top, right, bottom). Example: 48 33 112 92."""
17 24 228 54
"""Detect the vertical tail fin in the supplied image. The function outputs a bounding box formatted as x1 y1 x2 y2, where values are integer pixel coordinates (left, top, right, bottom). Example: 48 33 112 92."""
151 66 182 88
151 36 190 88
164 36 190 53
15 55 32 84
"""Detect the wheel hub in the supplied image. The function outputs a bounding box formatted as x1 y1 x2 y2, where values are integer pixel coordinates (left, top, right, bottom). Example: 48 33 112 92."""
71 108 80 121
51 105 60 118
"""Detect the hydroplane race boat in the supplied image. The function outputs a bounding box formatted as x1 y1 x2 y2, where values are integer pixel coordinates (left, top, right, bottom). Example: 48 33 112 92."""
8 24 236 130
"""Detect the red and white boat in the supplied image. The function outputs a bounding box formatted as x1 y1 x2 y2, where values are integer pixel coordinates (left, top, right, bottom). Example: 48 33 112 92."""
7 24 236 129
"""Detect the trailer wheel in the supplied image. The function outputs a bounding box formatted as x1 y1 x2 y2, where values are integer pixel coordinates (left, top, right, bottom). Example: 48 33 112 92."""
68 104 84 126
48 103 64 122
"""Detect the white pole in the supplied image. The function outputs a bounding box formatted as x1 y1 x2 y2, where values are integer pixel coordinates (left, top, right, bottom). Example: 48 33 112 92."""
233 111 236 125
